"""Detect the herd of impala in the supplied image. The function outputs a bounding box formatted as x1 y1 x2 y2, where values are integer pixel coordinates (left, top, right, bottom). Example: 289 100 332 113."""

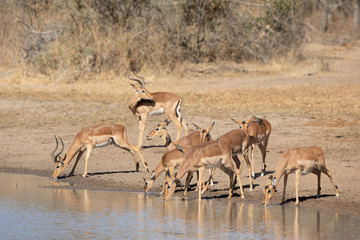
50 71 340 206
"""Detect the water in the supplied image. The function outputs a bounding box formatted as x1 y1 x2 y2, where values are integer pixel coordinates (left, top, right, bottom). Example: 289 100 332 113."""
0 173 359 239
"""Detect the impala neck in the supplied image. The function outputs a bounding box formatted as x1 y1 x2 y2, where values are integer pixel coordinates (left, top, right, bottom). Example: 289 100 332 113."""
128 95 140 114
272 160 287 187
61 142 81 167
153 161 165 180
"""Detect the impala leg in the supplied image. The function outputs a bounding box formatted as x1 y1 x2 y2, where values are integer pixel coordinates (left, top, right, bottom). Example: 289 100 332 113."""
219 165 236 198
82 146 93 177
204 168 215 191
68 150 84 176
242 153 253 191
168 113 183 141
114 136 149 173
182 118 189 136
133 148 149 174
183 171 193 199
197 167 205 200
295 170 301 205
137 114 147 148
201 169 214 194
174 99 188 137
127 148 140 172
311 169 321 197
282 173 288 204
258 143 266 176
321 167 339 197
250 144 255 179
160 174 167 195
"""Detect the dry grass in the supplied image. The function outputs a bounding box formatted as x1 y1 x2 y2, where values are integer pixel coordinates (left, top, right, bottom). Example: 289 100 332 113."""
182 84 360 119
1 78 359 125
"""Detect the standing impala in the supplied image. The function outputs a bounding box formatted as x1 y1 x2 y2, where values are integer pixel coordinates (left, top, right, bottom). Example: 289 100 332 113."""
127 71 188 147
144 122 215 197
164 139 246 200
217 126 254 191
50 124 149 180
232 116 271 179
263 146 339 206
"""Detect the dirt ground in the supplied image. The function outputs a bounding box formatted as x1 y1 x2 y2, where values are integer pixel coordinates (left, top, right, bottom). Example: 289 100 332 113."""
0 42 359 218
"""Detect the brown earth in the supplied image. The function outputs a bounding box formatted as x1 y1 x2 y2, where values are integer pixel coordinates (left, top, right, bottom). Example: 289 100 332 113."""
0 42 359 218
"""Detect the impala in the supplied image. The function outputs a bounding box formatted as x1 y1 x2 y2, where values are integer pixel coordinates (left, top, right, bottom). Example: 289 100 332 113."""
232 116 271 179
263 146 339 205
164 139 246 200
217 126 254 191
127 71 188 147
144 122 215 197
50 124 149 180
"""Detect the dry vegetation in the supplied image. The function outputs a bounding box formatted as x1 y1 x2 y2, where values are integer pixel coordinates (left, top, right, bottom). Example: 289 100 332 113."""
0 0 343 77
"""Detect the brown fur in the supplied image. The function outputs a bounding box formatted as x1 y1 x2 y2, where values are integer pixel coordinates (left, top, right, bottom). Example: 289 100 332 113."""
263 146 339 205
51 124 148 179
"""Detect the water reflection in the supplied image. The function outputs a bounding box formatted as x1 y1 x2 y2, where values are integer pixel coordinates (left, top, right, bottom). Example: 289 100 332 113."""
0 173 359 239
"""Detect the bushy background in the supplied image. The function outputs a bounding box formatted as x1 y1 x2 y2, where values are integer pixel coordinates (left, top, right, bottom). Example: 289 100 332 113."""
0 0 358 80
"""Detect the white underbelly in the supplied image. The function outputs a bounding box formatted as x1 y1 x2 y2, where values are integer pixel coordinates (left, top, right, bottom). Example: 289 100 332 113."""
301 171 311 175
94 138 113 148
148 107 165 116
201 156 222 169
298 159 317 175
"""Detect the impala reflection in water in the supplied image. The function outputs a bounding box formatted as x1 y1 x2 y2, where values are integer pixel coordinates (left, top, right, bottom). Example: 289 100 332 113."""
0 173 359 239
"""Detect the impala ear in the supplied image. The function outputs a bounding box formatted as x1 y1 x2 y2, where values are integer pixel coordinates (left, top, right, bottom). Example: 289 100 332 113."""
231 118 240 125
193 123 200 131
175 144 184 154
207 122 215 133
59 156 64 165
150 170 155 179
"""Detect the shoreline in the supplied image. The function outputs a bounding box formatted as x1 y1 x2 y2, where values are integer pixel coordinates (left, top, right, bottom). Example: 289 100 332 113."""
2 168 359 219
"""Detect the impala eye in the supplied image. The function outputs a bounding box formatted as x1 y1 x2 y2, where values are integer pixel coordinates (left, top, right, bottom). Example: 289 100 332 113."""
56 165 60 169
155 128 159 131
142 90 146 93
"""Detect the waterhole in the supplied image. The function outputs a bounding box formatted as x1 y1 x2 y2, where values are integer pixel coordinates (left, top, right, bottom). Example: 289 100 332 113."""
0 173 359 239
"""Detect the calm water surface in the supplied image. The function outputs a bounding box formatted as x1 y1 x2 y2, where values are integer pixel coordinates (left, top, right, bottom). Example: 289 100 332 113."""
0 173 359 239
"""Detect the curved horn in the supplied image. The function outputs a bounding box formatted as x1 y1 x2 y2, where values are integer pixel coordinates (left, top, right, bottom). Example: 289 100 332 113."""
132 70 144 82
50 135 59 162
57 136 65 156
126 70 144 87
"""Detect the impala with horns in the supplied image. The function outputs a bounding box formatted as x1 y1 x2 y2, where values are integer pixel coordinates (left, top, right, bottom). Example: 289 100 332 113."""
144 122 215 197
263 146 339 206
164 139 246 200
126 71 188 147
232 116 271 179
50 124 149 180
